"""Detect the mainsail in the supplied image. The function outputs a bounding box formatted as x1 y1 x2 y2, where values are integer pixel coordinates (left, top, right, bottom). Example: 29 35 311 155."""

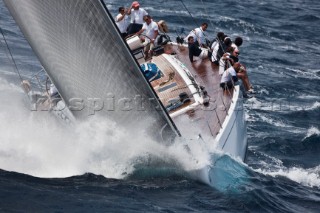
4 0 179 140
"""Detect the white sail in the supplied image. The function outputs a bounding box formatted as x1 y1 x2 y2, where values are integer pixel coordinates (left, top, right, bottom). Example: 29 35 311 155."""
4 0 179 140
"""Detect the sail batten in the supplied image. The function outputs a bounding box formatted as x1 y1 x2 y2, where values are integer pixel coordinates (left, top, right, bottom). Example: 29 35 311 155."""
4 0 179 140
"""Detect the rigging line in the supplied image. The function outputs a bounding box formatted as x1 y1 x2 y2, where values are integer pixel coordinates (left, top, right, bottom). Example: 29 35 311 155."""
199 0 215 32
179 0 198 27
176 13 189 34
179 0 212 47
0 26 24 82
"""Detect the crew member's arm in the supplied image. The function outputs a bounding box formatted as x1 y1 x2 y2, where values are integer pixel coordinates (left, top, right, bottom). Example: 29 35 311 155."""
151 30 159 43
136 28 145 36
127 6 133 15
116 10 127 22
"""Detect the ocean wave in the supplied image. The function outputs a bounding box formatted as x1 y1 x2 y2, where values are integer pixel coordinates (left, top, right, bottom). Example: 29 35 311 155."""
252 150 320 188
245 108 308 134
294 15 320 22
245 98 290 113
256 166 320 188
216 16 261 34
253 151 284 168
268 57 299 66
297 95 320 100
144 7 189 15
278 24 300 31
245 96 320 113
289 101 320 112
285 67 320 80
304 126 320 139
260 115 288 127
277 44 307 53
306 101 320 111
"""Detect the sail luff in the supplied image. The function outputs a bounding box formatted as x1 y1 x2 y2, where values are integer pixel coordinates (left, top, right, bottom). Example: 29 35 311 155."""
99 1 180 137
4 0 179 140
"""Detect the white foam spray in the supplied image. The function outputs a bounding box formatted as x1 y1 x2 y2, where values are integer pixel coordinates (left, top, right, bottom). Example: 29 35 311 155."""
253 152 320 188
0 77 211 179
256 166 320 188
306 126 320 137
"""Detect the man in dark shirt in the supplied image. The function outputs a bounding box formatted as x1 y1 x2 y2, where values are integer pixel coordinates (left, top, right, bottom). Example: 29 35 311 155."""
187 37 212 63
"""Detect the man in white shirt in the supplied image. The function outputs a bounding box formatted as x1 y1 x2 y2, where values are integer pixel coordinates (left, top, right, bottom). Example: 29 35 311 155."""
210 32 225 64
115 7 129 38
185 23 209 48
127 1 148 35
136 15 159 59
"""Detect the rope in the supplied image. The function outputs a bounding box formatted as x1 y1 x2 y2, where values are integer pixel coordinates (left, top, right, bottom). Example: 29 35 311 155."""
180 0 216 48
200 0 215 32
179 0 198 27
0 26 24 83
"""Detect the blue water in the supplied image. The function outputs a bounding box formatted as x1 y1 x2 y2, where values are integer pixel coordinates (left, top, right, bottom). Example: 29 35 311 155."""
1 0 320 212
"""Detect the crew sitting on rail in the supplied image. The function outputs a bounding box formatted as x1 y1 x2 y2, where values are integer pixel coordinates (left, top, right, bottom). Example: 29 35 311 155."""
220 62 240 95
210 32 225 65
229 47 255 93
187 36 212 63
219 49 254 94
231 36 243 52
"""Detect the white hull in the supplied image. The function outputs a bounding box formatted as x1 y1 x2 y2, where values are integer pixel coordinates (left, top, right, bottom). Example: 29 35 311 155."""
215 85 247 161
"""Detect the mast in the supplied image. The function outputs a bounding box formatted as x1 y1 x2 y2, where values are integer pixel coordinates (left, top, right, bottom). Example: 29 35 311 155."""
4 0 180 141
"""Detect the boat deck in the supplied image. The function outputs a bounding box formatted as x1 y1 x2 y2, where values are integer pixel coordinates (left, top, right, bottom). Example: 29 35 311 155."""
150 55 196 108
142 43 233 140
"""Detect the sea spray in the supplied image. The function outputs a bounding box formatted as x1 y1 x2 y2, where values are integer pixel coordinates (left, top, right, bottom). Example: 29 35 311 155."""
0 77 214 180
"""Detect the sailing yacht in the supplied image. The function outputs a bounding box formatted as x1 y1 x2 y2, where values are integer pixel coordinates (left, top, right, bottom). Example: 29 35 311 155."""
3 0 247 174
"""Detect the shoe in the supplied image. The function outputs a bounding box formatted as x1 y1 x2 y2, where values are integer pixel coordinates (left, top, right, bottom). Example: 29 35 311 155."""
247 89 256 94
